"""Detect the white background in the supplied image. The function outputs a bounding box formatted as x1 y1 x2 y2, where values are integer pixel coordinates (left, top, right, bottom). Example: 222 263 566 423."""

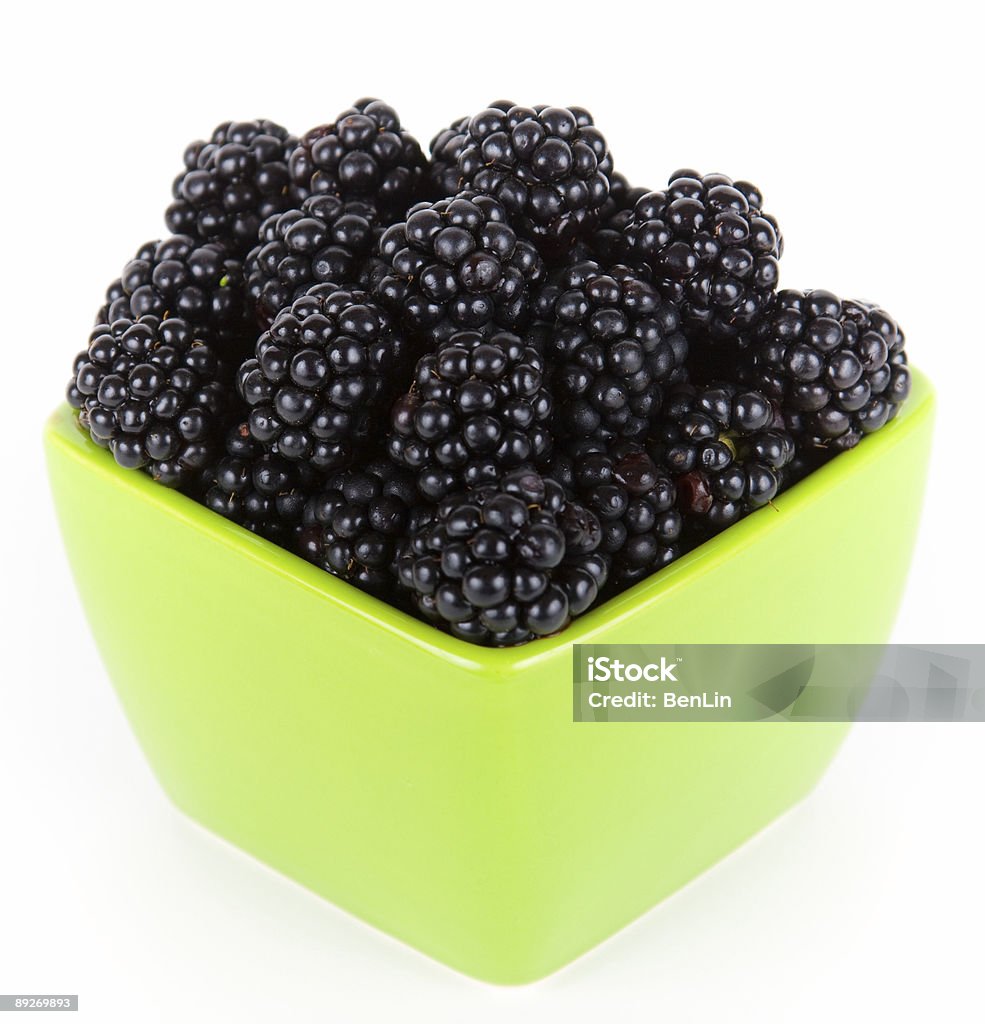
2 2 983 1020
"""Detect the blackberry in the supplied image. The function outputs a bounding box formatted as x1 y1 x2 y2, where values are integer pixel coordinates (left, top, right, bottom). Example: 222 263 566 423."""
97 235 250 347
396 468 609 646
289 99 427 218
165 119 302 258
245 194 380 326
388 329 553 501
204 420 316 544
454 104 613 254
780 443 832 488
356 253 390 296
298 460 420 600
97 241 157 322
745 289 910 451
375 191 545 344
532 260 688 440
626 170 782 341
67 316 230 487
427 101 513 199
237 283 411 473
428 114 470 198
548 439 682 588
648 383 796 533
601 171 649 221
591 172 649 266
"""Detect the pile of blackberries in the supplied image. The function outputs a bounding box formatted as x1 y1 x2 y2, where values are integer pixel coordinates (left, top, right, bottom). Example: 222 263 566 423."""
66 100 911 647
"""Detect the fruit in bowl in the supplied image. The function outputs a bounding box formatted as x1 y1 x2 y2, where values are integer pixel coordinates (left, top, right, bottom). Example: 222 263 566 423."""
48 100 932 982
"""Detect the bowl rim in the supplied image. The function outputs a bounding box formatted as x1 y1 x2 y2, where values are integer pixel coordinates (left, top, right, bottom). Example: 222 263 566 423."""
46 368 934 676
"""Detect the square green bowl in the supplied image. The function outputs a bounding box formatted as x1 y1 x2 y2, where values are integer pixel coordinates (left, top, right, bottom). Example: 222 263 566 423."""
44 370 934 984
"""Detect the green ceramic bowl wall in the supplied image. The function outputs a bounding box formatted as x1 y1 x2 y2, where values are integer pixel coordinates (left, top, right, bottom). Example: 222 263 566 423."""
44 369 935 984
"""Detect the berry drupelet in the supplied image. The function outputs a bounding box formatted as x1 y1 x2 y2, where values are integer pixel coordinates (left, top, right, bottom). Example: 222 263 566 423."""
454 104 613 256
165 119 302 258
245 194 380 326
387 329 553 501
67 316 230 487
289 99 427 219
375 191 545 344
533 260 688 441
626 170 783 341
396 468 609 646
97 235 250 348
236 283 411 474
298 460 420 600
648 383 795 534
548 439 682 588
204 420 317 544
745 289 910 451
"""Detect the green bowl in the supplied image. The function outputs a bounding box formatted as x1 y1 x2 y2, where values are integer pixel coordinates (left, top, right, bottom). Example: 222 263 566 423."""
44 370 934 984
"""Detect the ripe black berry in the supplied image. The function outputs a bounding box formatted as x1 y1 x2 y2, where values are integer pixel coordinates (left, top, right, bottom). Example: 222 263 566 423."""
648 383 796 533
591 171 650 266
165 120 303 258
97 235 250 348
236 283 412 473
745 289 910 451
396 468 609 646
204 420 317 544
387 329 554 501
428 114 470 199
427 101 515 199
375 191 545 344
298 460 420 600
626 170 783 341
454 104 613 255
245 194 380 326
601 172 650 221
67 316 230 487
533 260 688 440
547 439 682 588
289 99 427 219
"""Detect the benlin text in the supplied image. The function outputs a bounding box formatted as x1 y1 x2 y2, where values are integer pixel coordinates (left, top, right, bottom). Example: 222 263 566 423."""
663 692 733 709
